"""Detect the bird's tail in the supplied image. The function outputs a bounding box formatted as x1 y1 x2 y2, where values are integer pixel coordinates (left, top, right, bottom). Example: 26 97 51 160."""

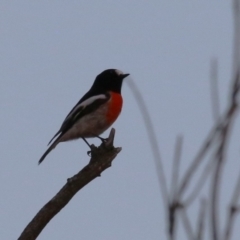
38 135 62 165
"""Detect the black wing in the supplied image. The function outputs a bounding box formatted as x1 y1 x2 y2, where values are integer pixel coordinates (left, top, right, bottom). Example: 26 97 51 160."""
47 92 110 145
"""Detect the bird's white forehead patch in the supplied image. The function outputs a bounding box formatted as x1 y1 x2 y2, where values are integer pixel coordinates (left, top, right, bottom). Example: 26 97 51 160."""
115 69 124 76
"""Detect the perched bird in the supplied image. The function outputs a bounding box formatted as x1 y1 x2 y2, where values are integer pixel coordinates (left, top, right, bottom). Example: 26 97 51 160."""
38 69 129 164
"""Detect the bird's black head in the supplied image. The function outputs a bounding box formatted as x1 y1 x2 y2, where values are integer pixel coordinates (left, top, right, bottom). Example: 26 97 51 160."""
92 69 129 94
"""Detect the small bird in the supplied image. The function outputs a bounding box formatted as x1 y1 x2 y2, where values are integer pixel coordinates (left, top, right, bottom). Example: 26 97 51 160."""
38 69 129 164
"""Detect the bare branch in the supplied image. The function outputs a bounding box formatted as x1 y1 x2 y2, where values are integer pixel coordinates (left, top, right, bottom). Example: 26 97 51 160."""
170 135 183 202
180 207 195 240
168 201 183 240
210 128 228 240
224 169 240 240
178 90 238 202
210 58 220 122
232 0 240 75
168 136 183 239
219 1 240 236
196 199 207 240
126 78 169 207
183 158 214 207
177 122 220 199
210 70 240 240
18 129 121 240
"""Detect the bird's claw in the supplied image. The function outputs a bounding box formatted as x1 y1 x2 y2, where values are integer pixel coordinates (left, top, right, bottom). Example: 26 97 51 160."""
87 144 97 157
87 150 92 156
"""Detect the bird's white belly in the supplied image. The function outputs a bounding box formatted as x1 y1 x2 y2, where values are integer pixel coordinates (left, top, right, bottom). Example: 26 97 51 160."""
60 104 110 142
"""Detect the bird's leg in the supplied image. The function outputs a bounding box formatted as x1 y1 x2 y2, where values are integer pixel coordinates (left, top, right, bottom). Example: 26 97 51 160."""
82 137 91 148
82 137 95 156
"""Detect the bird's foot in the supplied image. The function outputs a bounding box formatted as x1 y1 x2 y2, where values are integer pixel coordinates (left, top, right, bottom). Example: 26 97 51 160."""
87 150 91 156
87 145 98 157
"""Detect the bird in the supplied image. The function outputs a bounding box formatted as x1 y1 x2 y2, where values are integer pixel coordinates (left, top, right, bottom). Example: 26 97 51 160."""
38 69 129 164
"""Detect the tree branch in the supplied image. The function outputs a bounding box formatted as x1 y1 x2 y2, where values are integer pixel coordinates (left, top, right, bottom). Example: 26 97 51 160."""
224 169 240 240
18 128 121 240
180 206 195 240
196 199 207 240
126 78 169 207
210 58 220 122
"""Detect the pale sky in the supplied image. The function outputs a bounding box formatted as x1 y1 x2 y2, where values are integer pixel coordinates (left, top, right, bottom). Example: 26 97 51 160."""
1 1 239 240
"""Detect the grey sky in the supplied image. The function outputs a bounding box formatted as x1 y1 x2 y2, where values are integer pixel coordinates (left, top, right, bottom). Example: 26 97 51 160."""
1 1 239 239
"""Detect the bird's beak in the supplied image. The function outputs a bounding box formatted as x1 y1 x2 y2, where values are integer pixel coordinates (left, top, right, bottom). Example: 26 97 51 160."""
121 73 130 79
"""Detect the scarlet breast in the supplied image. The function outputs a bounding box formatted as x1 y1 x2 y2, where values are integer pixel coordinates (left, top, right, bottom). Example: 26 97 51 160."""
106 92 123 125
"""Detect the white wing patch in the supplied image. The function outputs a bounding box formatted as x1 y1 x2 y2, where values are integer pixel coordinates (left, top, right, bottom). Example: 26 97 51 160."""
79 94 107 108
65 94 107 121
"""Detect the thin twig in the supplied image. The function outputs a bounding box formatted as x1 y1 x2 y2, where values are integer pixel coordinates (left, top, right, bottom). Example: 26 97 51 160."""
210 70 240 240
210 129 227 240
224 169 240 240
220 1 240 235
210 58 220 122
183 156 215 207
180 207 195 240
170 136 183 202
196 199 207 240
168 136 183 239
177 122 220 199
232 0 240 75
177 92 239 201
168 202 179 240
126 78 169 207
